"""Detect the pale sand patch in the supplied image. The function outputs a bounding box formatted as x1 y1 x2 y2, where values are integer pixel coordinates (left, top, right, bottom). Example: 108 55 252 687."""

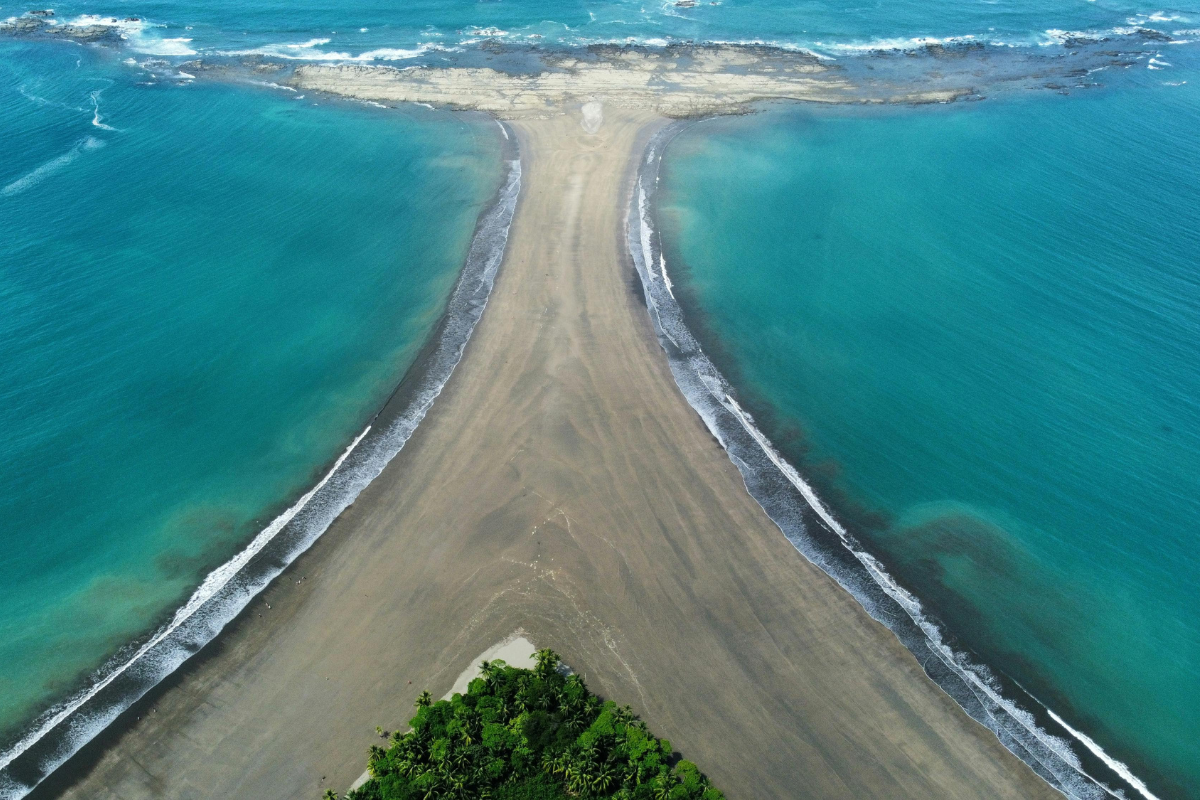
290 46 970 118
349 633 539 791
50 104 1059 800
446 633 539 698
581 101 604 135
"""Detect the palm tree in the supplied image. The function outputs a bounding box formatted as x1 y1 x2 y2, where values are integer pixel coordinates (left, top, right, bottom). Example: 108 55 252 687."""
591 762 617 795
567 765 589 796
545 751 570 778
534 648 559 678
367 744 387 777
445 772 470 799
415 690 433 708
513 684 531 714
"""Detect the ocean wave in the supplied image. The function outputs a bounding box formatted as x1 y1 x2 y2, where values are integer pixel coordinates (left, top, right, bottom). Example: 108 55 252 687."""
250 80 299 92
136 37 197 56
60 13 146 37
626 121 1160 800
1 136 105 198
53 14 197 55
0 125 523 800
813 33 992 53
218 39 446 62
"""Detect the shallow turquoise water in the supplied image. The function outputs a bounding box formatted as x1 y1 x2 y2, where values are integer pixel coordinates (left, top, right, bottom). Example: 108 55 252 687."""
657 65 1200 797
0 40 500 741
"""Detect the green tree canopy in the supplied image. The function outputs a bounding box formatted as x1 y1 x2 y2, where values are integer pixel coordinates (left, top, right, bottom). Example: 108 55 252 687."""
328 650 723 800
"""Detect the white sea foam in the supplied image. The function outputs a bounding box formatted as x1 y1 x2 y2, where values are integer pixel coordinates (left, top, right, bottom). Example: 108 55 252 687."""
1048 711 1163 800
58 14 197 56
1 137 104 198
1041 24 1172 46
63 13 145 36
221 40 443 62
137 37 197 56
814 33 985 53
89 89 117 130
252 80 298 92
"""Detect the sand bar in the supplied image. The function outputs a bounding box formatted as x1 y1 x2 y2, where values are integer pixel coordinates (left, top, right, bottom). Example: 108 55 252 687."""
41 104 1060 800
289 45 974 117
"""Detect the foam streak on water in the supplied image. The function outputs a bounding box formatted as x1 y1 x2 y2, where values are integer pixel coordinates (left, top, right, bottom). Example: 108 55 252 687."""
1 136 104 197
0 129 522 800
625 121 1152 800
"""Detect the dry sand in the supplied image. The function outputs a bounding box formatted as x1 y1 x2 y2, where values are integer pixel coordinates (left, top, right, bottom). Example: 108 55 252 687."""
290 46 972 117
44 105 1059 800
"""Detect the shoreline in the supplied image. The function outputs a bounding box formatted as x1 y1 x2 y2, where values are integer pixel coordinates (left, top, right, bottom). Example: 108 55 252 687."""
642 125 1166 800
629 120 1136 800
37 102 1064 800
0 118 521 800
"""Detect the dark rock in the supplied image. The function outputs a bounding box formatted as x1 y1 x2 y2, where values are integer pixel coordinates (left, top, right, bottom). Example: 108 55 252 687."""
1061 36 1103 48
1136 27 1173 42
59 24 120 42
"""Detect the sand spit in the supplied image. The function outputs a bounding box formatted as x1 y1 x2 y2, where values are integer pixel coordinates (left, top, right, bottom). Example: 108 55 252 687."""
41 104 1059 800
290 45 970 117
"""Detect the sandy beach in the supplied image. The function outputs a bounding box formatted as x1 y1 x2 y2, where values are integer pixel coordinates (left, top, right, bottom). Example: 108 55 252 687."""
39 104 1060 800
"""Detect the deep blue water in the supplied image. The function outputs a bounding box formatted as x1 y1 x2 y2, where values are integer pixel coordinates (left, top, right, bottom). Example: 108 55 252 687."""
657 56 1200 800
3 0 1200 797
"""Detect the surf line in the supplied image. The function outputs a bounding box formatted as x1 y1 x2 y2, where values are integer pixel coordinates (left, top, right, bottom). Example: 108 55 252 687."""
0 122 522 800
625 119 1157 800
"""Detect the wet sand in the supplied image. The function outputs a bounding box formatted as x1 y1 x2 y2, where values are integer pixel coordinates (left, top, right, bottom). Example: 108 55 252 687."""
46 106 1059 799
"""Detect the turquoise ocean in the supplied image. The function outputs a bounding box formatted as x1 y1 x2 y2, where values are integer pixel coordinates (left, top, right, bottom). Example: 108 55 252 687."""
655 57 1200 799
1 0 1197 797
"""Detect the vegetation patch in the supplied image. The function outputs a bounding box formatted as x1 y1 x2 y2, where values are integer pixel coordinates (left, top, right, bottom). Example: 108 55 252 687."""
326 649 724 800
